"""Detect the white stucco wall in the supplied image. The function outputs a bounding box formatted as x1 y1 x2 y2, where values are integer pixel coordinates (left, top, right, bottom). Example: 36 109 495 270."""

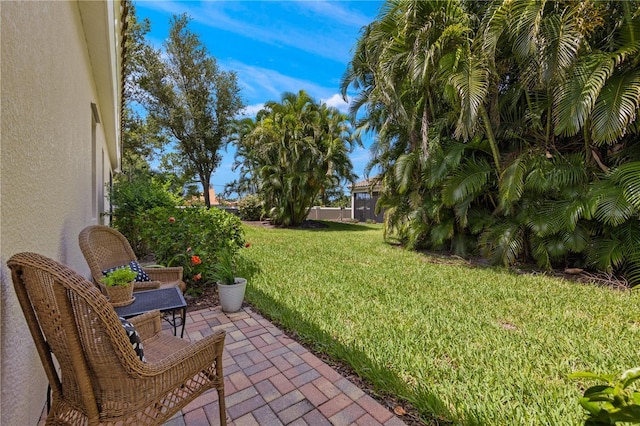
1 1 121 424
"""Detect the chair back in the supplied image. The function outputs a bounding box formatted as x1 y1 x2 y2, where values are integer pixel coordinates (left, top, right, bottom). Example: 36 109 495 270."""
79 225 138 287
8 252 142 423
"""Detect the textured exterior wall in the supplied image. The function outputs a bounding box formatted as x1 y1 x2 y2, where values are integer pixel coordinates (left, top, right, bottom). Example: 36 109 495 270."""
0 1 120 424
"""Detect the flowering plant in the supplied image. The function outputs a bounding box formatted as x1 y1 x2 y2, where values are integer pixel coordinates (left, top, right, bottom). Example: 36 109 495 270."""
167 248 208 285
139 206 246 293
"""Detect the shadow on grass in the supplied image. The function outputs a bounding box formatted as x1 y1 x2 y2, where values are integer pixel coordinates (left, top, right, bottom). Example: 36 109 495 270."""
236 255 261 281
244 284 454 426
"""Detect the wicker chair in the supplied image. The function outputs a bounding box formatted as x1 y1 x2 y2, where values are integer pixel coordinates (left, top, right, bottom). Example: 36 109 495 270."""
79 225 186 293
8 252 226 426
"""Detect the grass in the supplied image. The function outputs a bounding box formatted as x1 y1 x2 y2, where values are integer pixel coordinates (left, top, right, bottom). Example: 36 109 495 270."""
236 221 640 425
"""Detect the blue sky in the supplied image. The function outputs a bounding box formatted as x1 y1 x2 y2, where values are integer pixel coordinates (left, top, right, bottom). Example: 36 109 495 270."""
134 0 383 197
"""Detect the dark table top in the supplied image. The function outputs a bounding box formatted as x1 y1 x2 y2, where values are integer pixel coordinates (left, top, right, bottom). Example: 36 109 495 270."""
114 287 186 318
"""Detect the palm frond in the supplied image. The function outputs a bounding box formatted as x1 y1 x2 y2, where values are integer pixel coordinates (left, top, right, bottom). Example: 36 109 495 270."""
612 161 640 210
480 0 510 57
527 200 563 237
441 158 492 207
467 207 496 235
524 162 553 194
591 71 640 145
450 54 490 141
554 53 613 137
453 193 475 228
588 235 625 273
529 234 552 270
510 0 543 61
539 11 582 84
561 224 590 253
479 219 525 267
499 156 527 213
429 220 455 248
591 178 637 226
394 152 419 195
426 142 466 187
621 223 640 286
547 153 589 190
544 234 569 260
405 216 430 250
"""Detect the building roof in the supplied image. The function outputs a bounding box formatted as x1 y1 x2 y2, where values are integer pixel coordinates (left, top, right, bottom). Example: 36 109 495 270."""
351 177 382 193
187 186 220 206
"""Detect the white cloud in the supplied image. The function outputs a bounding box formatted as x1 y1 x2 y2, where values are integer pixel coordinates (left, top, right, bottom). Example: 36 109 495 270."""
321 93 349 113
293 0 375 28
221 59 331 103
239 103 265 118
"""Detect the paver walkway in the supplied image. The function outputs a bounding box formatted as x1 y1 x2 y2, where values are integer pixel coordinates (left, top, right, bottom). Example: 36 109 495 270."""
38 306 407 425
165 306 407 426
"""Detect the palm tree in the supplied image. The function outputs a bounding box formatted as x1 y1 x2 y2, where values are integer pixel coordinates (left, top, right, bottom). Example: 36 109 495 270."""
344 0 640 284
232 91 359 226
226 117 260 197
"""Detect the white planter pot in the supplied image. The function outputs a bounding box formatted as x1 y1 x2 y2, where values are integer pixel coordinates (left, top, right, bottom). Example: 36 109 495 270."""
217 278 247 313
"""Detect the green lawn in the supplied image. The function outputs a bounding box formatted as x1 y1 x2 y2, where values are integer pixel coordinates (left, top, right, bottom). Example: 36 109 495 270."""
237 221 640 425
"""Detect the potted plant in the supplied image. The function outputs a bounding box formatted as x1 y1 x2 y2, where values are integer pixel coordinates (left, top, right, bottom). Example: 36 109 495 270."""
210 248 246 313
101 266 137 306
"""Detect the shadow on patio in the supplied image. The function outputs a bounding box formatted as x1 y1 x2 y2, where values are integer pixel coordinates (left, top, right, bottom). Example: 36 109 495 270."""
164 306 407 425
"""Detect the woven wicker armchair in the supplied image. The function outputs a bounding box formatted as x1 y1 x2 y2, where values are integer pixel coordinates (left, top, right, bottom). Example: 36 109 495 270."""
8 252 226 426
79 225 186 293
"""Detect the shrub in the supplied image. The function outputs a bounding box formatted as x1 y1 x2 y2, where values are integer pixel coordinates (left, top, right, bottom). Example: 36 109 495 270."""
237 194 263 221
109 173 179 256
570 367 640 425
140 206 245 293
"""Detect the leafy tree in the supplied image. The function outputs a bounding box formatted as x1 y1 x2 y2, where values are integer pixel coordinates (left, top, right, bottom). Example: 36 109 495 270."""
120 4 166 176
155 151 200 199
136 14 245 208
232 90 361 226
109 171 180 256
314 186 350 207
120 107 168 177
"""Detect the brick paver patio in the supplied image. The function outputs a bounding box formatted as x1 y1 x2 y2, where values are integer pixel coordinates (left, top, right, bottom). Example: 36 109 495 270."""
38 305 406 425
166 306 407 425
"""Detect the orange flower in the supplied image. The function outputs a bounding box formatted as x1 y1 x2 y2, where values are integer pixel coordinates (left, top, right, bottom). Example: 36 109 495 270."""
168 217 175 223
191 255 202 265
193 273 202 281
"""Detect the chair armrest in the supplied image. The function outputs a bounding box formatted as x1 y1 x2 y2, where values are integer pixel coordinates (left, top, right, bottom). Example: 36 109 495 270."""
133 280 161 291
143 267 185 292
128 310 162 340
143 266 183 282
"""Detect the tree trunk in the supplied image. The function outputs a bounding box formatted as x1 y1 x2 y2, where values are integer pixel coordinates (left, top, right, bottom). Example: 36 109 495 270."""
479 105 501 174
201 172 212 208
